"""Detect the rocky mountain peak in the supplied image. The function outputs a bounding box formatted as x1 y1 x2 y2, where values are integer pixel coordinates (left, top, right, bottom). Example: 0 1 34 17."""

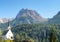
16 8 41 18
11 8 48 25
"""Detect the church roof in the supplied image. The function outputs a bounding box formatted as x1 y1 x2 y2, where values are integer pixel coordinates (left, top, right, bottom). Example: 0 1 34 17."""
2 30 9 35
2 25 12 35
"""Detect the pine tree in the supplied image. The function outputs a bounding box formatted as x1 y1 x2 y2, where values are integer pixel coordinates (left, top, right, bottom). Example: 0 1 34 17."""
49 28 58 42
15 34 20 42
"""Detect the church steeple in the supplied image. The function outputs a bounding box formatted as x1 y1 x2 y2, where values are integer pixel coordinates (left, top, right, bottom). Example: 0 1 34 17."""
8 19 9 26
7 19 11 30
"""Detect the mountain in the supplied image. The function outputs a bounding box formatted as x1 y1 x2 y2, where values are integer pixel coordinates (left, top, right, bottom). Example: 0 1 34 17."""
0 18 8 23
0 9 48 30
12 9 48 25
1 9 60 30
49 11 60 23
0 18 13 23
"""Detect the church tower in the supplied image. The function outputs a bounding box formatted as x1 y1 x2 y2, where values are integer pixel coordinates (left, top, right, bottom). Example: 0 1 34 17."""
5 19 14 40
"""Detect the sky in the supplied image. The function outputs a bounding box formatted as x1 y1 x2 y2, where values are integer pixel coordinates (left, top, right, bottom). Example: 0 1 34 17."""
0 0 60 18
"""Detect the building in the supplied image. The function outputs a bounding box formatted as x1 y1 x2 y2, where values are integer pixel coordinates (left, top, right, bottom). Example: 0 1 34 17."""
2 25 14 40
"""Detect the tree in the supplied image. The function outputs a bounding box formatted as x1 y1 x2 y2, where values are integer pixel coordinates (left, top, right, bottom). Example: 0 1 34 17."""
15 34 21 42
22 38 34 42
49 28 58 42
0 29 2 42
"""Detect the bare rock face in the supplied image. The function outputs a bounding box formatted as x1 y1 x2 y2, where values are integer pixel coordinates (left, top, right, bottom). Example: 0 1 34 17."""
13 8 48 25
0 18 13 23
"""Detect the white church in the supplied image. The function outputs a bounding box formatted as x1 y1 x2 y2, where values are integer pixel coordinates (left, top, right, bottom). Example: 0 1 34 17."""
2 25 14 40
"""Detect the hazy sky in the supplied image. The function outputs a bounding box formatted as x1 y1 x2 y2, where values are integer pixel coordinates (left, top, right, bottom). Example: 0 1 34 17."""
0 0 60 18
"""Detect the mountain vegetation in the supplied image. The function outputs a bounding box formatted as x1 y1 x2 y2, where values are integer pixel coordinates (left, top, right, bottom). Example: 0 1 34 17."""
49 11 60 24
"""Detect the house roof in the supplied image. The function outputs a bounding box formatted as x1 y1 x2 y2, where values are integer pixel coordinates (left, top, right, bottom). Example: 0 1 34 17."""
2 30 9 35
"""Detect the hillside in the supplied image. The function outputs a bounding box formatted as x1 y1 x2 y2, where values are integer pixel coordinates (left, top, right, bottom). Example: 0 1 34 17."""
49 11 60 23
12 24 60 42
